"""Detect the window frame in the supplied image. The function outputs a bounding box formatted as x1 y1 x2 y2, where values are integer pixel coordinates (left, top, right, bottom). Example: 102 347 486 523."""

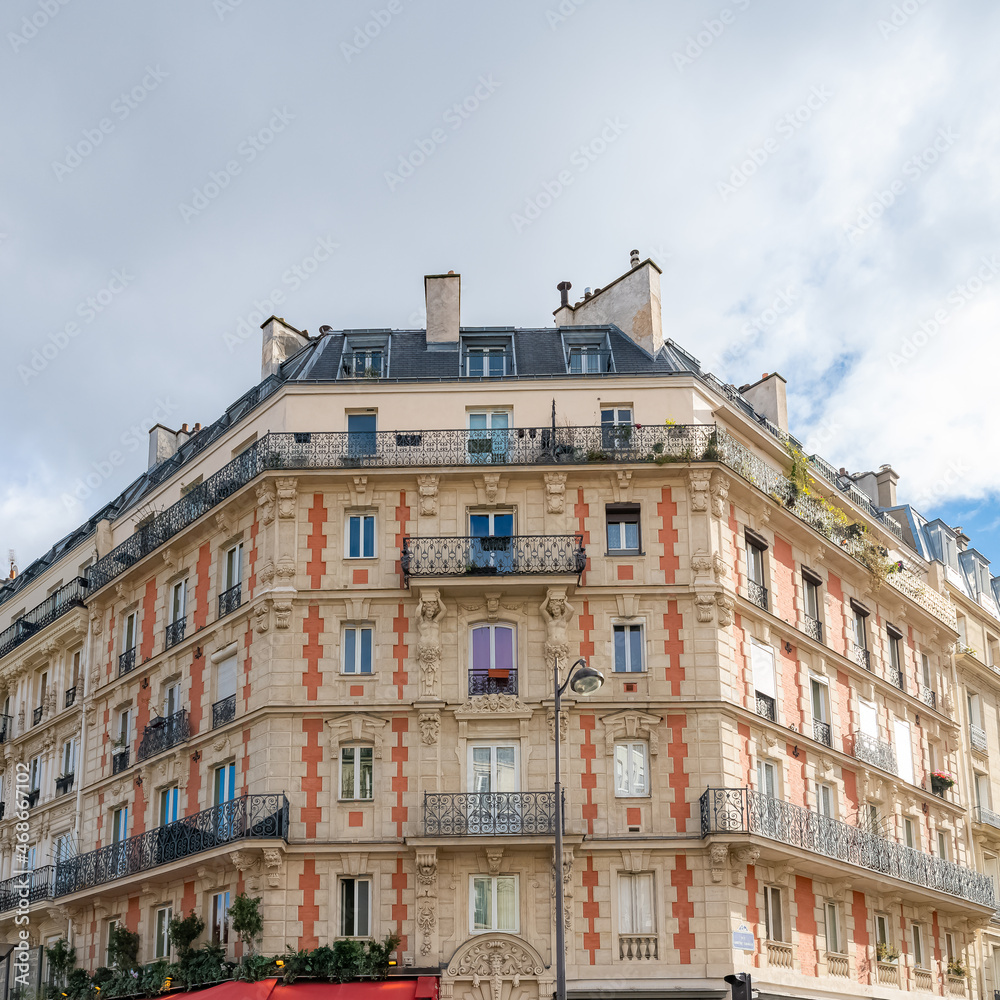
764 885 784 942
913 923 925 969
340 745 374 801
606 504 642 555
340 877 372 937
614 741 649 797
225 543 243 590
122 610 138 654
617 871 656 935
343 624 374 675
802 570 821 620
211 890 231 945
170 579 187 623
469 874 519 933
345 512 377 560
825 900 841 955
154 904 172 960
613 622 644 673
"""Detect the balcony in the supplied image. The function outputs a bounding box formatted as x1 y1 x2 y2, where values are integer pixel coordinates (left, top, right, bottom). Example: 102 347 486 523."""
0 576 88 661
0 714 9 743
32 706 42 726
700 787 995 906
165 616 187 650
853 645 871 670
54 793 289 897
766 941 793 969
921 687 937 710
813 720 832 747
137 709 190 762
423 791 559 836
802 615 823 643
55 773 74 796
0 866 55 913
618 935 658 960
65 686 76 708
745 580 768 612
971 725 988 755
827 953 849 978
213 694 236 729
26 789 39 808
218 583 241 618
852 732 897 774
756 692 776 722
469 669 518 696
888 666 906 692
975 806 1000 831
112 748 130 774
118 647 137 676
402 535 585 582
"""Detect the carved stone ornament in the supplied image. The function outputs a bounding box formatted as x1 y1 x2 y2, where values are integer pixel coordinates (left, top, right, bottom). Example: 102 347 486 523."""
475 474 508 506
464 693 526 714
417 475 439 516
90 610 104 636
255 483 276 525
351 476 371 507
716 593 735 628
418 712 440 746
275 478 297 519
695 593 715 623
613 469 633 503
257 559 275 587
254 603 270 634
327 714 388 758
417 898 436 956
543 472 567 514
547 708 569 743
602 710 661 756
273 601 292 630
689 469 712 512
550 847 574 933
416 850 438 886
415 589 446 692
710 471 731 518
445 934 546 981
276 556 295 581
486 849 504 876
540 589 574 667
710 843 730 883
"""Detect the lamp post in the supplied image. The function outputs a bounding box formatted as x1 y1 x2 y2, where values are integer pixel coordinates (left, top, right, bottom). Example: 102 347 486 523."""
553 656 604 1000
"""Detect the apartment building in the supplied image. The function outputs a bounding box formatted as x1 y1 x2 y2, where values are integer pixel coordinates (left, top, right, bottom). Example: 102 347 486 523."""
0 255 996 1000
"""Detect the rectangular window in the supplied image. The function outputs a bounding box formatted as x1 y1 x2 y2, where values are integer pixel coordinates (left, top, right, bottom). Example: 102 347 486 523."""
170 580 187 623
343 626 374 674
613 624 644 673
614 742 648 796
853 609 868 649
106 919 119 966
212 891 230 945
976 773 991 810
968 691 983 727
61 740 76 776
112 806 128 843
155 905 172 959
471 625 515 672
618 872 655 934
606 504 641 553
921 652 932 687
904 817 915 849
825 901 841 954
214 762 236 805
945 932 955 964
341 878 372 937
340 747 374 800
568 344 606 373
750 639 776 699
600 407 634 449
858 699 878 738
876 913 890 947
29 755 41 792
938 830 949 860
163 681 181 718
216 654 238 703
54 832 73 864
757 759 777 798
747 542 765 585
465 346 508 378
117 707 132 747
810 678 829 723
160 786 179 825
347 413 377 457
471 875 517 932
894 719 914 784
225 544 243 589
764 886 783 941
347 514 376 559
888 630 902 672
816 783 834 818
123 611 138 653
803 572 821 620
913 924 924 968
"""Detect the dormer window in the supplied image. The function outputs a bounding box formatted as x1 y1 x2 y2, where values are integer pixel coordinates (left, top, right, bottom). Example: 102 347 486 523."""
341 335 389 379
568 344 610 374
464 345 509 378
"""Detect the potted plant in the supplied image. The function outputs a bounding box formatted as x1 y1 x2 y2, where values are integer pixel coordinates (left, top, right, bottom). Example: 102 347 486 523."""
947 960 967 978
487 667 510 681
931 770 956 796
876 942 899 963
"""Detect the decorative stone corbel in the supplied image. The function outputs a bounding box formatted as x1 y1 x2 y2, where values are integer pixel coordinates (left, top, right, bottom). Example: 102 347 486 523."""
350 476 371 507
418 712 440 746
543 473 567 513
716 593 735 628
547 708 569 743
695 593 716 623
710 843 730 883
689 469 711 512
610 469 633 503
275 478 297 519
417 475 439 516
710 471 730 518
614 593 639 619
273 601 292 630
255 483 276 525
475 473 507 505
485 848 504 875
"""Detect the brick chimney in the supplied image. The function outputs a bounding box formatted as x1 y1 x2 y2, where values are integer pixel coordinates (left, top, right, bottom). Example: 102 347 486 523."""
875 465 899 508
741 372 788 433
425 272 461 344
261 316 309 379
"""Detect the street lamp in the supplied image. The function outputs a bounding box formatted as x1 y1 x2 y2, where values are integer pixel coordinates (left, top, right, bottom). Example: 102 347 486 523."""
553 657 604 1000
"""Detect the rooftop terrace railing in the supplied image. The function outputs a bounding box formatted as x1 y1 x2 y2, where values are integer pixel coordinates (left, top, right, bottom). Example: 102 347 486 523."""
0 577 87 661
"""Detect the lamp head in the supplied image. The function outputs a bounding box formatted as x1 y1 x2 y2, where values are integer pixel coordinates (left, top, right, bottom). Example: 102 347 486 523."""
569 662 604 696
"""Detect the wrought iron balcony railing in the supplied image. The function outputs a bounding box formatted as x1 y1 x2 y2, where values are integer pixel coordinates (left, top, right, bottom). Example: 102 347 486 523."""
851 732 897 774
853 645 871 670
165 616 187 650
65 686 76 708
745 581 768 611
137 709 191 762
813 720 832 747
402 534 585 581
55 774 74 796
888 666 906 692
0 714 10 743
54 793 289 897
700 787 995 906
0 866 55 913
112 749 130 774
802 615 822 643
26 789 39 808
975 806 1000 831
213 694 236 729
423 791 560 836
218 583 241 618
756 692 776 722
469 670 518 697
0 577 88 662
971 725 988 755
921 686 937 709
118 647 137 676
32 706 42 726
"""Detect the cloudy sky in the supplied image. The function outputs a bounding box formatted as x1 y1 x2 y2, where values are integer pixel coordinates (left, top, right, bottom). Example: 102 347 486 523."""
3 0 999 572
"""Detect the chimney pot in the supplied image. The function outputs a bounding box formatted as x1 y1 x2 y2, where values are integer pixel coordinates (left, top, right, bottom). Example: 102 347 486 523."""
584 288 592 300
557 281 572 308
630 249 640 268
181 423 189 433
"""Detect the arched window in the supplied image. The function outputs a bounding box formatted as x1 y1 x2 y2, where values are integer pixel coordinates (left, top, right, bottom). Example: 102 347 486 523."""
469 624 516 695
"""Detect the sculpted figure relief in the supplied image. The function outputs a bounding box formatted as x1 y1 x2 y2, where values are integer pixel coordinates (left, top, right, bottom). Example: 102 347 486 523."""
540 589 574 666
415 590 446 689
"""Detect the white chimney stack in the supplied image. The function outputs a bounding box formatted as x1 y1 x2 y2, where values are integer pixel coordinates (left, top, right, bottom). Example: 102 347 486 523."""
424 272 461 343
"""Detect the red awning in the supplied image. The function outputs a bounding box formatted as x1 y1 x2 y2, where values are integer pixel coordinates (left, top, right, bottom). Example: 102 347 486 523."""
170 977 439 1000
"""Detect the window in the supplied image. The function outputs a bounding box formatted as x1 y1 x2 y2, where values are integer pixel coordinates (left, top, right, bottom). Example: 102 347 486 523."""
225 544 243 590
346 346 384 378
471 875 517 932
968 692 983 728
155 905 172 959
938 830 950 861
989 636 1000 667
757 759 777 798
469 511 515 570
343 626 373 674
71 649 81 688
887 627 903 674
862 803 881 836
211 891 230 945
117 707 132 748
163 681 181 718
347 412 377 457
160 786 179 825
123 611 138 653
618 873 655 934
216 653 237 704
810 678 830 725
976 773 991 811
465 345 508 378
750 639 776 713
614 742 649 797
904 817 915 849
470 624 516 692
921 652 932 688
876 913 891 948
340 747 374 800
170 580 187 623
945 932 955 964
852 607 868 650
346 513 376 559
341 878 371 937
913 924 925 968
816 782 834 818
601 407 633 449
802 571 821 620
54 832 73 864
60 740 76 777
746 540 765 585
858 699 878 739
214 763 236 805
893 719 914 784
764 886 783 941
112 806 128 843
606 504 641 553
613 624 643 673
467 411 511 462
106 919 120 966
568 344 608 374
825 901 841 954
29 755 41 793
